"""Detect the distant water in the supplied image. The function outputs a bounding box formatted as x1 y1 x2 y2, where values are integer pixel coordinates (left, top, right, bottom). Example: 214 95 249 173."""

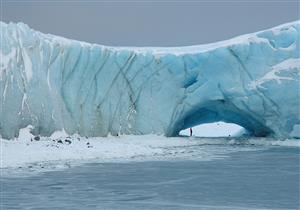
1 140 299 210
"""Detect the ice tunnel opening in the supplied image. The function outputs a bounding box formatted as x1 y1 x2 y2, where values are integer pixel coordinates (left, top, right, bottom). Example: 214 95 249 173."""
179 121 247 137
171 100 273 138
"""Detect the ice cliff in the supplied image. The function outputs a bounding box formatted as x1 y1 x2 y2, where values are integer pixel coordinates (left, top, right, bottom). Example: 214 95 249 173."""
0 21 299 139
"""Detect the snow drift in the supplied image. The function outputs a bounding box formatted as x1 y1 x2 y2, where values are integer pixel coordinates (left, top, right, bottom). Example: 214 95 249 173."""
0 21 299 139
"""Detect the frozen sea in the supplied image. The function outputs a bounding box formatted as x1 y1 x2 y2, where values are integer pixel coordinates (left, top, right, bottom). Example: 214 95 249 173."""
1 137 300 210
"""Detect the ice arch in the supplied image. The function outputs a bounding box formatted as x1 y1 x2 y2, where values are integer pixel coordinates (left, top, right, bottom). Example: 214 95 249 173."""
174 100 272 137
0 21 299 139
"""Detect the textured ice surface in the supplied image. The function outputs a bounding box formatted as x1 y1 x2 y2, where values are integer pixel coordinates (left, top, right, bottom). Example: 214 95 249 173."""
1 126 299 170
0 21 299 139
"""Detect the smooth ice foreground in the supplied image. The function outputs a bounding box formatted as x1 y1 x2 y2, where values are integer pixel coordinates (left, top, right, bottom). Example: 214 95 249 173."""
0 21 299 139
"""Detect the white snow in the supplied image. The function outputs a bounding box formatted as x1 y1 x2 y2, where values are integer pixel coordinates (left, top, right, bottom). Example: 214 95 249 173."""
17 125 34 140
1 126 299 170
21 48 33 82
21 93 28 111
272 58 300 72
249 58 300 89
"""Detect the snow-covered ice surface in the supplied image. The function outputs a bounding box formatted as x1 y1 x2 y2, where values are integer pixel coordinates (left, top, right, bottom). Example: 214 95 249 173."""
0 21 300 139
1 127 299 178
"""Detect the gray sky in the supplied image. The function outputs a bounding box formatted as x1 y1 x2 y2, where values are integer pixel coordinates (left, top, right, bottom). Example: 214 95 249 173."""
1 0 300 47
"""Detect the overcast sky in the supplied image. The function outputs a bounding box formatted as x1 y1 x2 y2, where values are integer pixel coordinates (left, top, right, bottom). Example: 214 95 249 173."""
2 0 300 47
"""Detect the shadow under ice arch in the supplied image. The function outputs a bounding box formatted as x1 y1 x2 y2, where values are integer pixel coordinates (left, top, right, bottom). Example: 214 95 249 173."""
0 21 299 139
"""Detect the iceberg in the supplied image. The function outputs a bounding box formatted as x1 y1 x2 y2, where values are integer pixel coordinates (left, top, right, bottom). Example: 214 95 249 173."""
0 21 299 139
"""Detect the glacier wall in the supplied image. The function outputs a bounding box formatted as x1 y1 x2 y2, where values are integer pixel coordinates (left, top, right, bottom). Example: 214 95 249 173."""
0 21 299 139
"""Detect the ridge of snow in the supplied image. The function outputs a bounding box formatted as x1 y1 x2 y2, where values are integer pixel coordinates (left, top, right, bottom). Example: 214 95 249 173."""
5 20 299 56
